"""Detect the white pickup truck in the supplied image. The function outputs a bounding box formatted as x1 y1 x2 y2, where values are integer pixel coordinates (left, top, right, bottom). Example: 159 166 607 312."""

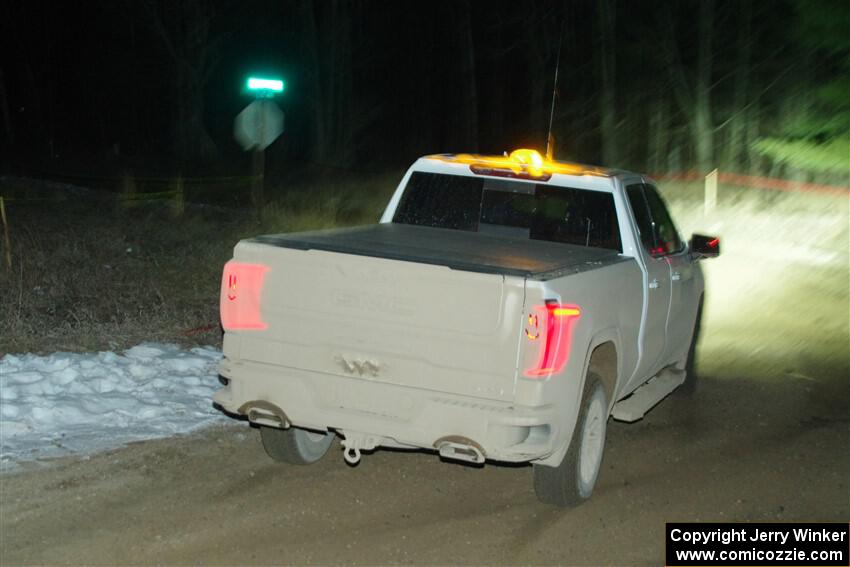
214 149 719 506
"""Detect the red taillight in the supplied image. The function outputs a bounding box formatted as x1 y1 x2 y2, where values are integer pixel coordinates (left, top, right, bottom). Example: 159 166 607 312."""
220 261 269 331
523 302 581 378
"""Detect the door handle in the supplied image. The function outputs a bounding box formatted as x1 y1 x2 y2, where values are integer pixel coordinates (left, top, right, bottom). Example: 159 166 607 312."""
649 278 659 289
671 271 681 281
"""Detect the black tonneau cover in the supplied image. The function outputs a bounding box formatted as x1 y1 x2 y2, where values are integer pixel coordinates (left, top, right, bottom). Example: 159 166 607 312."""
251 224 627 281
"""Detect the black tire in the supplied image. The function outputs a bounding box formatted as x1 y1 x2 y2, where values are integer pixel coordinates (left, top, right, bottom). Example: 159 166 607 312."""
534 373 608 507
260 426 335 465
677 296 704 396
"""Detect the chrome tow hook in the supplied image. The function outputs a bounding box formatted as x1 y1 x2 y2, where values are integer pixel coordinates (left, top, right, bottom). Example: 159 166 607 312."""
343 445 361 465
340 431 380 465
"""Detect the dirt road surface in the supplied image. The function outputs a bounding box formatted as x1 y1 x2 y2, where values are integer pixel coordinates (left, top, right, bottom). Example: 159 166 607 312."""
2 355 847 566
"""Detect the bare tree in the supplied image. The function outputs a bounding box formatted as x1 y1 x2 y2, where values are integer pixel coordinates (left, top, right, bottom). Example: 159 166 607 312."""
648 96 670 173
297 0 326 163
456 0 479 150
298 0 364 165
662 1 716 174
0 67 13 146
692 0 714 174
140 0 224 162
597 0 617 165
724 0 752 172
3 0 53 157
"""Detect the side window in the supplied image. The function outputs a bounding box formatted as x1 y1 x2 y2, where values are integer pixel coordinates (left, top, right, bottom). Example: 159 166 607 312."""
626 184 656 253
531 185 622 252
643 185 683 255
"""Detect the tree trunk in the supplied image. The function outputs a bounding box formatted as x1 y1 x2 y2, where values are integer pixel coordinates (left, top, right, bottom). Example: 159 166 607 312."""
298 1 327 163
143 0 220 163
725 0 752 172
185 75 217 161
457 1 478 151
302 0 354 165
597 0 617 166
0 66 13 146
649 96 669 173
746 102 762 174
328 0 347 164
336 1 355 166
487 14 505 152
525 3 555 149
692 0 714 174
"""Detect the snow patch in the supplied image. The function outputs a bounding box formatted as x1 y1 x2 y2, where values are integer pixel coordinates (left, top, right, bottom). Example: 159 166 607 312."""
0 343 226 468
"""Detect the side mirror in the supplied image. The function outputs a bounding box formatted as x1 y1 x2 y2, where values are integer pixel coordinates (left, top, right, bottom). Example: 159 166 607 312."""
690 234 720 259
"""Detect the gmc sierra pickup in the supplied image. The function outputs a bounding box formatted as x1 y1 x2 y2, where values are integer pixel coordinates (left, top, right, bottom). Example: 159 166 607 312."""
214 149 720 506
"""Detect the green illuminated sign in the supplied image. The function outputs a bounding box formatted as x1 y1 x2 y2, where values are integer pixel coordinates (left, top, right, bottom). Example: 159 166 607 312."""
247 77 284 95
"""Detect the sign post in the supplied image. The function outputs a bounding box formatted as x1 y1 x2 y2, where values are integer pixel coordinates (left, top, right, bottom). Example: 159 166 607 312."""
234 76 285 215
704 168 718 215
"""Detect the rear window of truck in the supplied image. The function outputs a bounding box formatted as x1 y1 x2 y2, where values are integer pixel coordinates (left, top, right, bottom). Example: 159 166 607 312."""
393 172 622 252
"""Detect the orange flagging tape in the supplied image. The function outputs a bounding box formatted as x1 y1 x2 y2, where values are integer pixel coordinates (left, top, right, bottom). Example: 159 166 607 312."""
651 171 849 196
182 324 220 336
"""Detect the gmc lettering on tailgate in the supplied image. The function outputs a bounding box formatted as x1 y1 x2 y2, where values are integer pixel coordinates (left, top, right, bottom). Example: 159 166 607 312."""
332 290 415 315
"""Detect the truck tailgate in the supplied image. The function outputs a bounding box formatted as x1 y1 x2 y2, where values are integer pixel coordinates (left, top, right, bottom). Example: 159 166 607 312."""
230 240 525 402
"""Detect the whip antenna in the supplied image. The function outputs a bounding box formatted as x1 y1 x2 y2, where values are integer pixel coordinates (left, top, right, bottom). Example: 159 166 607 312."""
546 18 565 161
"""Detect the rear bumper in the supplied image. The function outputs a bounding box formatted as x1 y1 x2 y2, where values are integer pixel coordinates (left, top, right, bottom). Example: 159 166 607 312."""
215 357 558 463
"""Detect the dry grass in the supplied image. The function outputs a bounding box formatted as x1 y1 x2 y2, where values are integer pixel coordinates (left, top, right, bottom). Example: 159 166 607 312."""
0 172 398 355
0 202 236 354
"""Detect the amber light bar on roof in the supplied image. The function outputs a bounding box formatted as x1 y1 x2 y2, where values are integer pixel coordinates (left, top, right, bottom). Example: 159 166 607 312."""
430 149 609 180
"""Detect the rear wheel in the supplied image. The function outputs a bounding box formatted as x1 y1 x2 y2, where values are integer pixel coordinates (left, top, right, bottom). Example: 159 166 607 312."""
260 426 335 465
534 373 608 507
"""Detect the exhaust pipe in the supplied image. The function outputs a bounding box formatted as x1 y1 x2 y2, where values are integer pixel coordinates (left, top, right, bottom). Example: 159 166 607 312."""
238 400 290 429
435 436 486 464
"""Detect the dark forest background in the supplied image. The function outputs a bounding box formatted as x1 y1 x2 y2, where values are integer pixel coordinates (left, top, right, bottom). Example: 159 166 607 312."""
1 0 848 182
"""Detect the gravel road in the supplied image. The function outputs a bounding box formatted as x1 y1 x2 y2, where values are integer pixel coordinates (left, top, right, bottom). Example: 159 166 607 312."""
2 355 847 565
